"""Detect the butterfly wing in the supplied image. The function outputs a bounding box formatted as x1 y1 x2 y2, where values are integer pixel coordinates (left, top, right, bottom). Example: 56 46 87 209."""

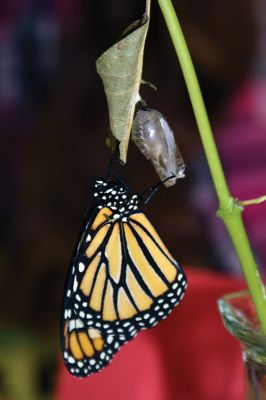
61 206 125 377
62 206 187 377
109 211 187 337
62 317 124 377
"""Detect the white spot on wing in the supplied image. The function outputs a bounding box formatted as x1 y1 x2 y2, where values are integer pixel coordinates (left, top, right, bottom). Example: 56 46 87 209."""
76 319 84 329
107 336 114 344
171 298 177 303
69 320 75 331
73 275 78 292
79 263 85 272
172 283 178 290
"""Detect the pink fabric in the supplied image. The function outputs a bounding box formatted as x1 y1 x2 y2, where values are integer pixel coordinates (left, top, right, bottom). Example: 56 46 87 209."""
55 268 245 400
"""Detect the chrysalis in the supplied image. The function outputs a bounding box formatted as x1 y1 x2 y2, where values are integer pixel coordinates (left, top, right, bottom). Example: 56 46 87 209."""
132 108 185 187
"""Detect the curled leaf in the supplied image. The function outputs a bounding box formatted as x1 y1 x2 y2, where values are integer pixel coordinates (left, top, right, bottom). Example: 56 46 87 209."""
96 1 151 163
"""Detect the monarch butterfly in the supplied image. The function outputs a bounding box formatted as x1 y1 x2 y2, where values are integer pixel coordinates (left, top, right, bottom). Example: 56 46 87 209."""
61 172 187 378
132 105 186 187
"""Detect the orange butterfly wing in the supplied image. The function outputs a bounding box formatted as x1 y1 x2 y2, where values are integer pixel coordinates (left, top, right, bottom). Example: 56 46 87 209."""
61 187 187 377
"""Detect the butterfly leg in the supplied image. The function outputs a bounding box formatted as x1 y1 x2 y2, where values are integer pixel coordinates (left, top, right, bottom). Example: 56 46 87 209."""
107 170 129 190
141 174 176 205
105 144 129 190
106 142 120 175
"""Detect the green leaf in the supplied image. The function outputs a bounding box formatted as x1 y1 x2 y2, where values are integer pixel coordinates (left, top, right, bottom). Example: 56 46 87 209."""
96 1 151 163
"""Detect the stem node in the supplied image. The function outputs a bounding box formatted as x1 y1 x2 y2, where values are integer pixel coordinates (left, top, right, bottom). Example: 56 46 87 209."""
216 198 243 220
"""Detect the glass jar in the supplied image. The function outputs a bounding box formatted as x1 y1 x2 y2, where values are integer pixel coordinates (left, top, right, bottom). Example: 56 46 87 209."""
218 290 266 399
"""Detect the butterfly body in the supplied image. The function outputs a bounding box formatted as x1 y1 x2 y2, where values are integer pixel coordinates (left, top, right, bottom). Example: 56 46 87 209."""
61 177 187 377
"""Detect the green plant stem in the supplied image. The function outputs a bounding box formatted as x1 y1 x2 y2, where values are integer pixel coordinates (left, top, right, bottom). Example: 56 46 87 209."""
157 0 266 333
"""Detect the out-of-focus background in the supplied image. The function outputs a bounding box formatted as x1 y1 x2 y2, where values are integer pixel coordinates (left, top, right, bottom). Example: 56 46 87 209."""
1 0 266 399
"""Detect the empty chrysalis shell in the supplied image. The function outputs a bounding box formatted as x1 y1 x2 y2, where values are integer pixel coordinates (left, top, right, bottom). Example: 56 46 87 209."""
132 108 185 187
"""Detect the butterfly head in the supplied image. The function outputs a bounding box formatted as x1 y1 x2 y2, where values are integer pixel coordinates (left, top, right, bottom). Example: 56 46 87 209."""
93 179 140 214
